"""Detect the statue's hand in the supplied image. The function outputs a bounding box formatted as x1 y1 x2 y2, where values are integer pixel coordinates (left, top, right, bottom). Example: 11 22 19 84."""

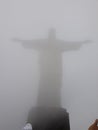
88 119 98 130
11 38 21 42
84 40 92 44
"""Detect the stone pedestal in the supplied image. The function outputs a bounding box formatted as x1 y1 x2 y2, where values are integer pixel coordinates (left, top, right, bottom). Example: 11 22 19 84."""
27 107 70 130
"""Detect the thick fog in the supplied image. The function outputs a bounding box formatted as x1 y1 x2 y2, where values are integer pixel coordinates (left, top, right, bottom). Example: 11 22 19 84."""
0 0 98 130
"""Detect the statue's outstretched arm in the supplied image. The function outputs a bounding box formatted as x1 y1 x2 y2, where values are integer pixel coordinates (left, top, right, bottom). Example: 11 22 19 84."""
12 38 47 50
56 39 91 51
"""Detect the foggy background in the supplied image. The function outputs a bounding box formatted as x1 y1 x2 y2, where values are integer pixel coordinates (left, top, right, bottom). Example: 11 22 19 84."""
0 0 98 130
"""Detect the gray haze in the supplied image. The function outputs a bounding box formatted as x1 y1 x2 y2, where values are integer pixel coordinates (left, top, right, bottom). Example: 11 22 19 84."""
0 0 98 130
13 28 90 107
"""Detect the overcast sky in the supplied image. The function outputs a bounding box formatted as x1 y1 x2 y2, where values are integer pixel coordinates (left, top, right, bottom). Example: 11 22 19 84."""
0 0 98 130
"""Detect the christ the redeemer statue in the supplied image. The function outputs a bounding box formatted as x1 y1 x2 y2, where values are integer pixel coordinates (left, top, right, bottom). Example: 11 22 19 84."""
13 28 89 107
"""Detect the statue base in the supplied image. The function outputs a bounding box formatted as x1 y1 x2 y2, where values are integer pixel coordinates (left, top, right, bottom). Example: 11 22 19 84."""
27 107 70 130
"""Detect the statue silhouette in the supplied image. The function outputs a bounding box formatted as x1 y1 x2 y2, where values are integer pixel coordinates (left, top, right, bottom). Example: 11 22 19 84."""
12 28 90 107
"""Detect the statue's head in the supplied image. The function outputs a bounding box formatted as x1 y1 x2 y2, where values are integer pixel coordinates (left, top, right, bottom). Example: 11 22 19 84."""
48 28 56 40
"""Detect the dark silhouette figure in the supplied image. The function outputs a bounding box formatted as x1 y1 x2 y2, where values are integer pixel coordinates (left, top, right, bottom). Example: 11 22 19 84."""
12 28 90 107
